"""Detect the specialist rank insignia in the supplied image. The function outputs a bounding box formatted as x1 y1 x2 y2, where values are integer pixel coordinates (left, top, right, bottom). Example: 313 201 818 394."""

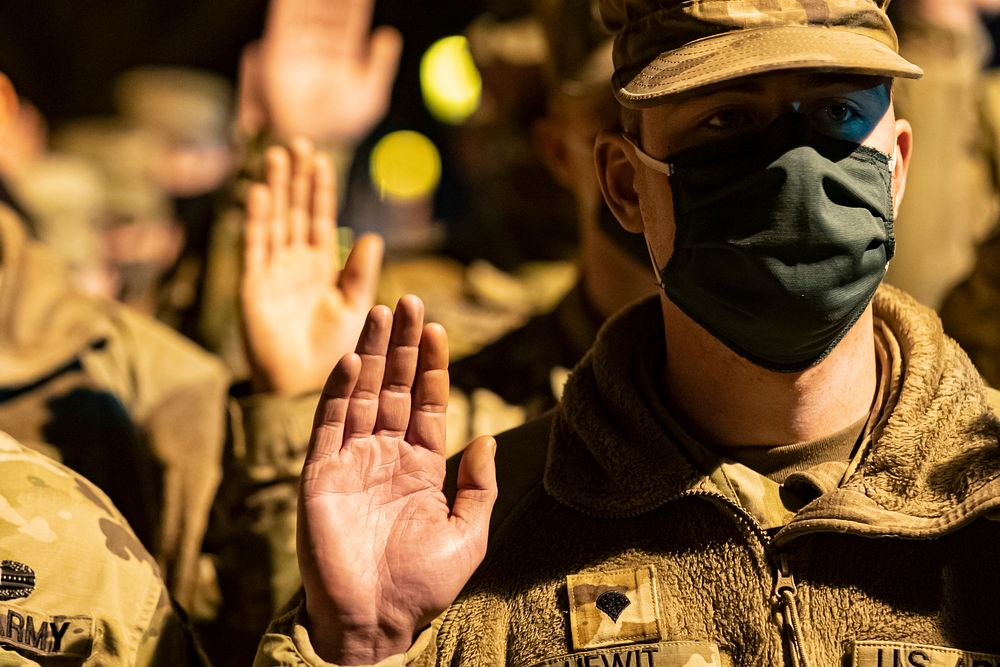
566 565 663 651
0 561 36 601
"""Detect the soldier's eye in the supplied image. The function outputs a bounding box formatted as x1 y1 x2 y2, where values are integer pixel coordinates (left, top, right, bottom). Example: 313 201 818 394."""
703 109 750 130
824 103 856 122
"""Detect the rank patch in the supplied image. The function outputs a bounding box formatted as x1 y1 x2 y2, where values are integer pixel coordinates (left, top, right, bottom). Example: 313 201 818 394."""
566 565 662 651
0 561 35 601
851 640 1000 667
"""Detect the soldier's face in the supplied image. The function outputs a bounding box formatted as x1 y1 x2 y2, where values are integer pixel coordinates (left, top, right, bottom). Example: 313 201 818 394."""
595 70 913 269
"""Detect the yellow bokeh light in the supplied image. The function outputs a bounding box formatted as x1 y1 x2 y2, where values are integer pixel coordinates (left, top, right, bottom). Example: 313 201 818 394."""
420 35 482 125
370 131 442 202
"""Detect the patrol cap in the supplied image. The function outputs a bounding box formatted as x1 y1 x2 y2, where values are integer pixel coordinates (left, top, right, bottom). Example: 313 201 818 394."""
114 66 232 144
599 0 923 107
53 119 170 223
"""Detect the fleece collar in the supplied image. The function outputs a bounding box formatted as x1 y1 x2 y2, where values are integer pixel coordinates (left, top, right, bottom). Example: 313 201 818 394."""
544 285 1000 540
0 206 113 385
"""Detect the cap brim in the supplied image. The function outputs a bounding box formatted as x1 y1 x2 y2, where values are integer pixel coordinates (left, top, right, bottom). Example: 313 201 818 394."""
615 26 923 108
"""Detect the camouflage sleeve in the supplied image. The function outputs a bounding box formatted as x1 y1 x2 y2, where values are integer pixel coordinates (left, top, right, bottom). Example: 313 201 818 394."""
252 596 440 667
199 390 319 665
0 432 206 665
92 305 230 614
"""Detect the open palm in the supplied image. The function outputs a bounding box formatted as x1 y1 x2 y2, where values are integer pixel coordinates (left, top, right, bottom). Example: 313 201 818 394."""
242 138 383 395
298 297 497 664
244 0 402 144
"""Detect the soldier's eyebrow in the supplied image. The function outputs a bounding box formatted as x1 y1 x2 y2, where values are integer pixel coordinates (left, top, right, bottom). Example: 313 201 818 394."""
802 74 890 99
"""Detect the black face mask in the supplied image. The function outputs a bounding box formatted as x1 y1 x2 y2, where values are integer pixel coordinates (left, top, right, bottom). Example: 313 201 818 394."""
595 199 651 266
631 113 896 372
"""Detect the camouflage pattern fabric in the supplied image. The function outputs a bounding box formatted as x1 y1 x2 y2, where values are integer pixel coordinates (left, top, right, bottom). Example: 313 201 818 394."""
0 431 206 665
448 282 598 451
597 0 921 105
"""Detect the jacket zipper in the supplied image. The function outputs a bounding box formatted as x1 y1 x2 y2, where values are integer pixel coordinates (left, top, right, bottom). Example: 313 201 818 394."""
775 553 809 667
693 491 810 667
577 489 809 665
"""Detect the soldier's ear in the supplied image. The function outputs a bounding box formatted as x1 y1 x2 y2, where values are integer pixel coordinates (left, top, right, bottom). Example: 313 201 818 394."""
595 129 644 234
533 116 575 189
0 74 17 132
891 117 913 215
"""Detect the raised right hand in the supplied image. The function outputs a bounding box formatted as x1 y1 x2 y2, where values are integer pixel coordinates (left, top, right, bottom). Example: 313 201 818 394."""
298 296 498 664
238 0 402 144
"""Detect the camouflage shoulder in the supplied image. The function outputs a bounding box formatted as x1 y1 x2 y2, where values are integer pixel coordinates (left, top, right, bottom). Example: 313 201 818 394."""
0 431 198 664
85 300 230 407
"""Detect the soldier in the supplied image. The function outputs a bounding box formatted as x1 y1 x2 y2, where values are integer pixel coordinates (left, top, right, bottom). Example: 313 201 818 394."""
258 0 1000 665
449 0 656 443
0 71 378 667
887 0 1000 309
113 66 237 337
0 430 207 665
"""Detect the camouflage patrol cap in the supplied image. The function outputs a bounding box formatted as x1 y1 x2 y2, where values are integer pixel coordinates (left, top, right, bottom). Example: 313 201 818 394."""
599 0 923 107
114 66 232 144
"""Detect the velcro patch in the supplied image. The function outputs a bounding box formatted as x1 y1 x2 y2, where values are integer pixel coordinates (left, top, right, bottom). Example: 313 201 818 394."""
566 565 662 651
529 641 722 667
0 604 93 659
851 641 1000 666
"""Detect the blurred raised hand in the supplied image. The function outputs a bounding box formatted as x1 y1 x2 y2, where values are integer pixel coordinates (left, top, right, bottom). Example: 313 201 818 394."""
238 0 402 144
297 296 498 663
908 0 1000 29
241 137 384 395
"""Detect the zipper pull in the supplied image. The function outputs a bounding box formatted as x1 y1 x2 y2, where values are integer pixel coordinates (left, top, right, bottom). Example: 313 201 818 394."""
774 553 797 598
774 554 810 667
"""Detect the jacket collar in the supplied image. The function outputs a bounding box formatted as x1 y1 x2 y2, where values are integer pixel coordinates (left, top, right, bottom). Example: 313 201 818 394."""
544 285 1000 538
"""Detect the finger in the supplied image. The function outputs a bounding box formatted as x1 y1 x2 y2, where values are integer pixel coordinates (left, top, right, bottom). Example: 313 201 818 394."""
342 0 376 58
363 26 403 98
373 295 424 437
244 184 271 275
338 233 384 305
404 322 449 454
289 137 315 246
236 42 267 135
303 353 361 483
311 153 336 251
450 436 498 545
344 305 392 440
266 146 291 250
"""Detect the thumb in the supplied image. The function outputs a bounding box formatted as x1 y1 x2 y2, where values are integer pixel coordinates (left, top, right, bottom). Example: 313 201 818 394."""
364 26 403 95
451 436 498 542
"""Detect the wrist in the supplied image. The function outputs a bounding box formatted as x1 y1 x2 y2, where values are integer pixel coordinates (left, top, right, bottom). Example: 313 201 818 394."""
303 604 418 664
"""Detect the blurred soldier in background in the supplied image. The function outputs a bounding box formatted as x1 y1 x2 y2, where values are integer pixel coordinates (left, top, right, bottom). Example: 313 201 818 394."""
114 66 236 338
888 0 1000 309
0 70 379 666
8 153 119 298
448 0 656 445
54 118 185 316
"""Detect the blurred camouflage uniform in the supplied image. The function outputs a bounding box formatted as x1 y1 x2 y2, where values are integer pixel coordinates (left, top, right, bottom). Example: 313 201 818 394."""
0 430 207 664
54 119 185 317
923 23 1000 387
0 206 314 666
449 283 597 447
7 153 116 298
114 67 238 345
888 10 1000 309
0 204 227 613
446 0 623 450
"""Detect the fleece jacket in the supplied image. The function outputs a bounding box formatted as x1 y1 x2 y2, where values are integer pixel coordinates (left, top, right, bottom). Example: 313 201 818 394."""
256 285 1000 666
